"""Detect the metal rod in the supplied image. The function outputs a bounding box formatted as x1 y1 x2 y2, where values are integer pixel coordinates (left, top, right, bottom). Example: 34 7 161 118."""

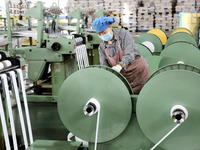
5 2 13 50
1 74 18 150
16 69 33 144
9 71 28 148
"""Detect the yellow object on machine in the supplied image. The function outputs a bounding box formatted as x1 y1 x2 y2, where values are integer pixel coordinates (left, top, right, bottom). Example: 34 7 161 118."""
179 13 200 41
147 29 168 45
172 28 193 36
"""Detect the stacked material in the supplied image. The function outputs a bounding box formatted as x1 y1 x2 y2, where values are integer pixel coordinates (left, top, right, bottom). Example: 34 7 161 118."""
9 0 27 17
87 0 104 24
180 13 200 41
121 0 137 32
154 0 173 32
74 0 89 11
173 0 195 32
137 0 155 31
105 0 121 26
197 0 200 11
173 14 179 29
88 0 104 11
175 0 196 13
65 0 75 13
104 0 120 15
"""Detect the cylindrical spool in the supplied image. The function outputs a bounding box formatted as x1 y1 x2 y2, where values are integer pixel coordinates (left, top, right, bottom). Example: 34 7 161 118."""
1 60 12 68
0 63 4 70
171 27 193 36
165 32 197 48
58 66 132 143
147 29 167 45
137 64 200 150
170 105 188 124
135 33 163 53
159 42 200 69
136 43 152 58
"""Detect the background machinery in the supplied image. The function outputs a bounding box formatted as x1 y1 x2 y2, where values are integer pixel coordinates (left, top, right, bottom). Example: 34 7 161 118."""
23 1 89 102
1 0 200 149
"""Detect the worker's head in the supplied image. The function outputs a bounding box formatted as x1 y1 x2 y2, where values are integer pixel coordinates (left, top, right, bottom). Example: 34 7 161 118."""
92 17 115 41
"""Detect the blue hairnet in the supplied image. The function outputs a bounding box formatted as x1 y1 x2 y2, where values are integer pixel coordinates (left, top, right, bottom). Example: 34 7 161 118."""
92 17 115 33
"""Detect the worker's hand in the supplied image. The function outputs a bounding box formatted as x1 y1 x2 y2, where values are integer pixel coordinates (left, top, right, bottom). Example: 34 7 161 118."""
112 64 123 73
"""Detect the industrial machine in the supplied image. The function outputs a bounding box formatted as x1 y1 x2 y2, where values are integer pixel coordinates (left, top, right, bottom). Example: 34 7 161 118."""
1 25 200 149
135 29 167 55
55 28 200 150
61 7 104 65
22 1 89 102
0 0 38 54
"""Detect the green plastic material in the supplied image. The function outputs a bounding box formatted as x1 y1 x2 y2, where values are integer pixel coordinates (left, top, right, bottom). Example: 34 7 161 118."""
89 65 133 94
148 64 200 82
171 27 193 36
136 43 152 58
165 32 197 48
137 66 200 150
145 56 163 75
160 43 200 69
25 48 63 62
28 61 47 82
46 37 76 54
58 66 132 143
135 33 163 53
89 115 163 150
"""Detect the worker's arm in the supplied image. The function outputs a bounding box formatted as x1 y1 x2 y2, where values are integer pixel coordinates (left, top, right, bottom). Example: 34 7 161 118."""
118 30 141 69
98 43 110 66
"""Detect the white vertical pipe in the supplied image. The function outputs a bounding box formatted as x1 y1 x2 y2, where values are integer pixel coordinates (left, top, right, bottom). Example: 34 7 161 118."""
1 74 18 150
16 69 33 144
0 93 11 150
9 71 28 149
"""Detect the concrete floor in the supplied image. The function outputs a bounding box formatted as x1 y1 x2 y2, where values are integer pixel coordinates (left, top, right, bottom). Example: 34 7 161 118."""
13 102 68 142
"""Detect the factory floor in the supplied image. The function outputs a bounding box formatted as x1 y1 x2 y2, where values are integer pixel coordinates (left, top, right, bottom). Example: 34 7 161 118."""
12 102 68 142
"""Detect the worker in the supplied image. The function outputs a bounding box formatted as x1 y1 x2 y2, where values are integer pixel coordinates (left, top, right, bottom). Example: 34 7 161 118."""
92 17 150 94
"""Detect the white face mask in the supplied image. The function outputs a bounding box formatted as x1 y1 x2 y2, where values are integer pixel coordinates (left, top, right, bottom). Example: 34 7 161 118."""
99 31 113 41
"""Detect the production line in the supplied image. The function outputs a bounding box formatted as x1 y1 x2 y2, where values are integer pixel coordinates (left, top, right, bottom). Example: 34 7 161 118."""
0 0 200 150
1 25 200 150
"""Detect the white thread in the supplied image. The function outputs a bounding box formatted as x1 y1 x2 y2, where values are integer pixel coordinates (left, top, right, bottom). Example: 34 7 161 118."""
150 124 181 150
94 105 100 150
0 93 11 150
142 41 155 52
1 74 18 150
9 71 28 148
0 63 4 70
16 69 33 144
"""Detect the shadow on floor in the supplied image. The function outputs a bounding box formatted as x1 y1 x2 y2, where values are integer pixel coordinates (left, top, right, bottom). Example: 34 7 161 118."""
13 102 69 141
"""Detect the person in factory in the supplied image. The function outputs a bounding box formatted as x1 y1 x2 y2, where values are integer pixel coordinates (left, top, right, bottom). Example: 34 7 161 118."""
92 17 150 94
